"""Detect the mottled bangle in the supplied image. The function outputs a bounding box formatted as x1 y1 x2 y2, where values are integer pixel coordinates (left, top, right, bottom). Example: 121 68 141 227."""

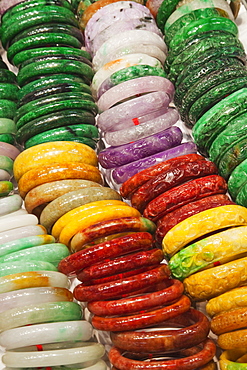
220 350 247 369
0 260 57 278
0 100 17 120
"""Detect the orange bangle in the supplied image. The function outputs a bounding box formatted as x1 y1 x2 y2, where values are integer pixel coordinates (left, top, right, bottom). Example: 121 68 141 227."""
211 306 247 335
218 328 247 350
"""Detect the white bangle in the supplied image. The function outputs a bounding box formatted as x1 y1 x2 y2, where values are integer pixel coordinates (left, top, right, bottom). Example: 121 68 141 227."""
0 224 46 245
0 270 70 294
0 320 93 350
0 209 28 220
0 286 73 313
2 342 105 368
3 359 107 370
0 194 23 217
0 213 38 233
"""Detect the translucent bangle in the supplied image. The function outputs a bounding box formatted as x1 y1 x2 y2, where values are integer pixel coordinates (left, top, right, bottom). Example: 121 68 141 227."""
3 359 107 370
2 342 105 368
0 213 38 233
0 224 47 245
0 270 70 294
0 260 57 278
0 320 93 350
0 194 23 217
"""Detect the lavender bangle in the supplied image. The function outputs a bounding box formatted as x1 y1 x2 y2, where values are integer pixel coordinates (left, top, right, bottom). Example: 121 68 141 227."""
0 225 46 245
104 108 179 146
99 126 182 169
0 142 20 160
97 91 170 132
0 169 11 181
111 141 198 184
97 76 174 112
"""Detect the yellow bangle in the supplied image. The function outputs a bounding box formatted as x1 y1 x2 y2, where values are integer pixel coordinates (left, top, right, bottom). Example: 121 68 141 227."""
206 286 247 318
211 306 247 335
58 205 141 246
219 350 247 369
18 163 103 198
13 141 98 182
51 199 128 240
184 257 247 301
162 205 247 258
218 329 247 350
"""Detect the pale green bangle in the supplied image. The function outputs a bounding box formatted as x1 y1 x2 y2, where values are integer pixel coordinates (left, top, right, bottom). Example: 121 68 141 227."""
0 118 16 134
0 260 57 278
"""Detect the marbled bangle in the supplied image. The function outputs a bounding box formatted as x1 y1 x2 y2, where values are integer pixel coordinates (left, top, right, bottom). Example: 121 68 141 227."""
0 225 46 245
0 270 70 295
97 76 174 112
97 91 170 132
104 108 179 146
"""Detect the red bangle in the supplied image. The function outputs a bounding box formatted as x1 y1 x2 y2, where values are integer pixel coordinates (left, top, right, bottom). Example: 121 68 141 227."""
87 279 184 316
77 248 164 282
74 265 171 302
109 338 216 370
58 232 154 276
92 294 191 331
110 308 210 353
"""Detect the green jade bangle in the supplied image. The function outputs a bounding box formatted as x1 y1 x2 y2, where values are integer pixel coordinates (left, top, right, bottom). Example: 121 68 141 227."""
0 84 19 103
0 69 17 84
0 260 57 278
0 134 15 145
192 88 247 155
15 91 93 122
15 110 95 145
13 46 91 68
24 124 99 149
0 119 16 135
178 66 247 122
0 100 17 120
7 33 83 64
0 181 13 197
20 53 92 69
17 59 94 87
228 158 247 200
165 7 224 46
156 0 181 32
16 99 98 130
218 136 247 179
236 182 247 208
188 75 247 127
169 17 238 50
1 5 78 48
0 155 13 175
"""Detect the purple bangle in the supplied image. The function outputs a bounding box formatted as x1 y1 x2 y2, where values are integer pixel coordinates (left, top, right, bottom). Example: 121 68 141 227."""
0 142 20 161
103 108 179 146
111 141 198 184
97 76 174 112
97 90 170 132
98 126 182 169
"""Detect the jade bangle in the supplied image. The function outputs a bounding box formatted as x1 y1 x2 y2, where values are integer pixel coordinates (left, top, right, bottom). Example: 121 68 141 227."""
156 0 180 32
13 46 91 68
0 181 13 197
0 301 82 331
0 118 16 134
0 134 15 144
0 69 17 84
0 225 47 246
0 260 57 278
0 155 13 175
188 75 247 127
218 136 247 179
17 59 94 87
15 110 95 145
236 182 247 208
228 158 247 200
0 169 11 181
0 83 19 102
219 350 247 369
0 100 17 120
0 142 20 160
7 34 83 64
20 53 92 69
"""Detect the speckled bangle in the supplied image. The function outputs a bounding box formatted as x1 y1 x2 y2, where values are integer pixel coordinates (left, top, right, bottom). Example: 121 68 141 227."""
0 100 17 120
0 84 19 103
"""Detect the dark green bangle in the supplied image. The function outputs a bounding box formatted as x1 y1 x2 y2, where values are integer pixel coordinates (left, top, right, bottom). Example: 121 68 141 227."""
16 99 98 130
0 60 8 70
0 69 17 84
175 56 244 106
1 0 73 24
0 83 19 102
24 125 98 149
188 75 247 127
1 7 78 49
236 181 247 207
165 7 222 46
16 109 96 145
20 54 92 69
192 88 247 155
156 0 180 32
178 66 247 122
228 158 247 200
0 133 15 145
0 100 17 119
13 46 91 67
17 59 94 87
15 91 94 122
209 110 247 165
7 33 83 64
169 17 238 50
10 23 84 47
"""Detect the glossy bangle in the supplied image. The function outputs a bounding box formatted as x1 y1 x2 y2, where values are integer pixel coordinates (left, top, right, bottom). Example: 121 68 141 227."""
58 231 152 276
163 205 247 258
0 320 92 350
0 100 17 120
219 350 247 369
0 181 13 197
0 83 19 103
2 359 107 370
218 329 247 350
0 286 73 313
74 265 170 301
97 76 174 112
0 69 17 84
91 53 162 98
0 260 57 278
211 306 247 335
109 339 216 369
0 213 38 233
103 108 179 146
111 308 210 352
0 234 55 258
70 216 156 252
13 141 98 182
0 142 20 160
0 118 16 135
0 134 15 145
0 270 70 294
17 163 103 198
24 179 101 226
0 224 46 245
